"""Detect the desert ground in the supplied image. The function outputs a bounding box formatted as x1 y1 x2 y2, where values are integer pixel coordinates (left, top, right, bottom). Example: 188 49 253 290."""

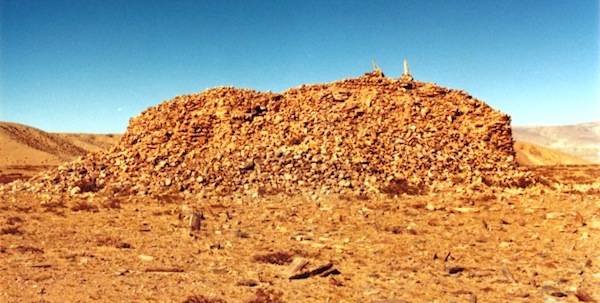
1 123 599 302
0 165 599 303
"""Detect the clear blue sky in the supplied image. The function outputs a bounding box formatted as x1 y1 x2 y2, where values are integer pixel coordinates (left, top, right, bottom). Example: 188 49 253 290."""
1 0 598 133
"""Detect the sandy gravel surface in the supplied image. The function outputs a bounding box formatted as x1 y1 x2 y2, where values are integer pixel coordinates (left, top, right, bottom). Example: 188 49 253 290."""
1 166 599 302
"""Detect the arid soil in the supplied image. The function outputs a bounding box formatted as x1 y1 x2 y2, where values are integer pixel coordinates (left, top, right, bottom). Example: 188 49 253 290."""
1 166 599 302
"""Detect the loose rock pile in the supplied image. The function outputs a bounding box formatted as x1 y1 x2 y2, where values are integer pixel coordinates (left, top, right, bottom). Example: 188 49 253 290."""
5 70 539 196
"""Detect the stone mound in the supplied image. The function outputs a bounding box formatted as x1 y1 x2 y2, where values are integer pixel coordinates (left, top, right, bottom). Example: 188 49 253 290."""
6 70 539 196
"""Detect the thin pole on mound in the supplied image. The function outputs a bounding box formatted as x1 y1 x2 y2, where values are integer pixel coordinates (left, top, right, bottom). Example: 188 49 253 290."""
401 59 413 82
372 60 380 72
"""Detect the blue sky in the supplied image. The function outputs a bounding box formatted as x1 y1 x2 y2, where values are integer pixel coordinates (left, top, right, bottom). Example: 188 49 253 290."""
1 0 598 133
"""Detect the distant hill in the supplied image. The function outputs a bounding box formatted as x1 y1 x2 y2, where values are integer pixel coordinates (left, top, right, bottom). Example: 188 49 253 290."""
0 122 120 182
514 142 590 166
512 121 600 164
54 133 120 154
1 122 86 166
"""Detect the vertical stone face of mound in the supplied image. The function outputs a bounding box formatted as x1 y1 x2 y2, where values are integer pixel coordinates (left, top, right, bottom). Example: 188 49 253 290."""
13 71 537 196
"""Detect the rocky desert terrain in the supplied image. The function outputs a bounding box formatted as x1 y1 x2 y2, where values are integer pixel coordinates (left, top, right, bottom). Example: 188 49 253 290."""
513 142 591 166
513 122 600 164
0 122 120 183
1 70 599 302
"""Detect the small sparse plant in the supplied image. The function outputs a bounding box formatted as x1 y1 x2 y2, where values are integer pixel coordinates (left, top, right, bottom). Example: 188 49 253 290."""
257 186 282 196
451 175 464 184
71 201 99 212
339 194 370 202
381 179 427 196
96 236 132 249
75 178 100 193
1 226 22 235
15 245 44 254
41 200 66 213
515 176 533 188
384 225 403 234
103 199 122 209
252 252 294 265
245 289 285 303
154 194 181 204
183 294 227 303
14 205 33 213
6 216 24 225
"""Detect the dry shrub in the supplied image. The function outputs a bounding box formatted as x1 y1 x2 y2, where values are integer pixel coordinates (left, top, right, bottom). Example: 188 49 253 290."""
115 242 132 249
338 194 353 201
354 194 370 201
409 202 427 209
71 201 99 212
451 175 464 184
381 179 427 196
95 237 114 246
384 225 403 234
567 175 594 184
96 236 131 248
14 205 32 213
252 252 294 265
103 199 122 209
586 188 600 195
41 200 66 213
257 186 283 196
477 194 497 203
6 216 24 225
75 179 100 193
287 134 305 145
15 245 44 254
481 176 495 187
245 289 285 303
183 294 227 303
1 226 22 235
514 176 533 188
153 194 181 204
339 194 370 202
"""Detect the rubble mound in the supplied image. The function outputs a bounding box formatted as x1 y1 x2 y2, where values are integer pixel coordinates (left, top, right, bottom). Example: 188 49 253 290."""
8 70 538 196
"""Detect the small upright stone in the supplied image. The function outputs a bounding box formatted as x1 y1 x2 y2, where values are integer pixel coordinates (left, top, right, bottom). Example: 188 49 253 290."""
400 59 413 82
69 186 81 196
190 213 202 231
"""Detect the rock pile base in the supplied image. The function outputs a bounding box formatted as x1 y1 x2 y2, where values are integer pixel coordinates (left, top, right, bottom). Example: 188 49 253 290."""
5 70 538 196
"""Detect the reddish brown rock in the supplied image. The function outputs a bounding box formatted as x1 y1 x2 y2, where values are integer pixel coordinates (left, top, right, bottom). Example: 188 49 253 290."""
5 70 539 196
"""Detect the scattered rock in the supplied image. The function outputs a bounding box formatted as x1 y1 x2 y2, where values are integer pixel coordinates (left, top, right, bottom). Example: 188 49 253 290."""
145 267 184 273
69 186 81 196
235 279 258 287
189 213 202 231
575 289 597 302
448 266 465 274
285 257 309 277
452 207 480 213
138 255 154 262
289 262 336 280
502 262 517 283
